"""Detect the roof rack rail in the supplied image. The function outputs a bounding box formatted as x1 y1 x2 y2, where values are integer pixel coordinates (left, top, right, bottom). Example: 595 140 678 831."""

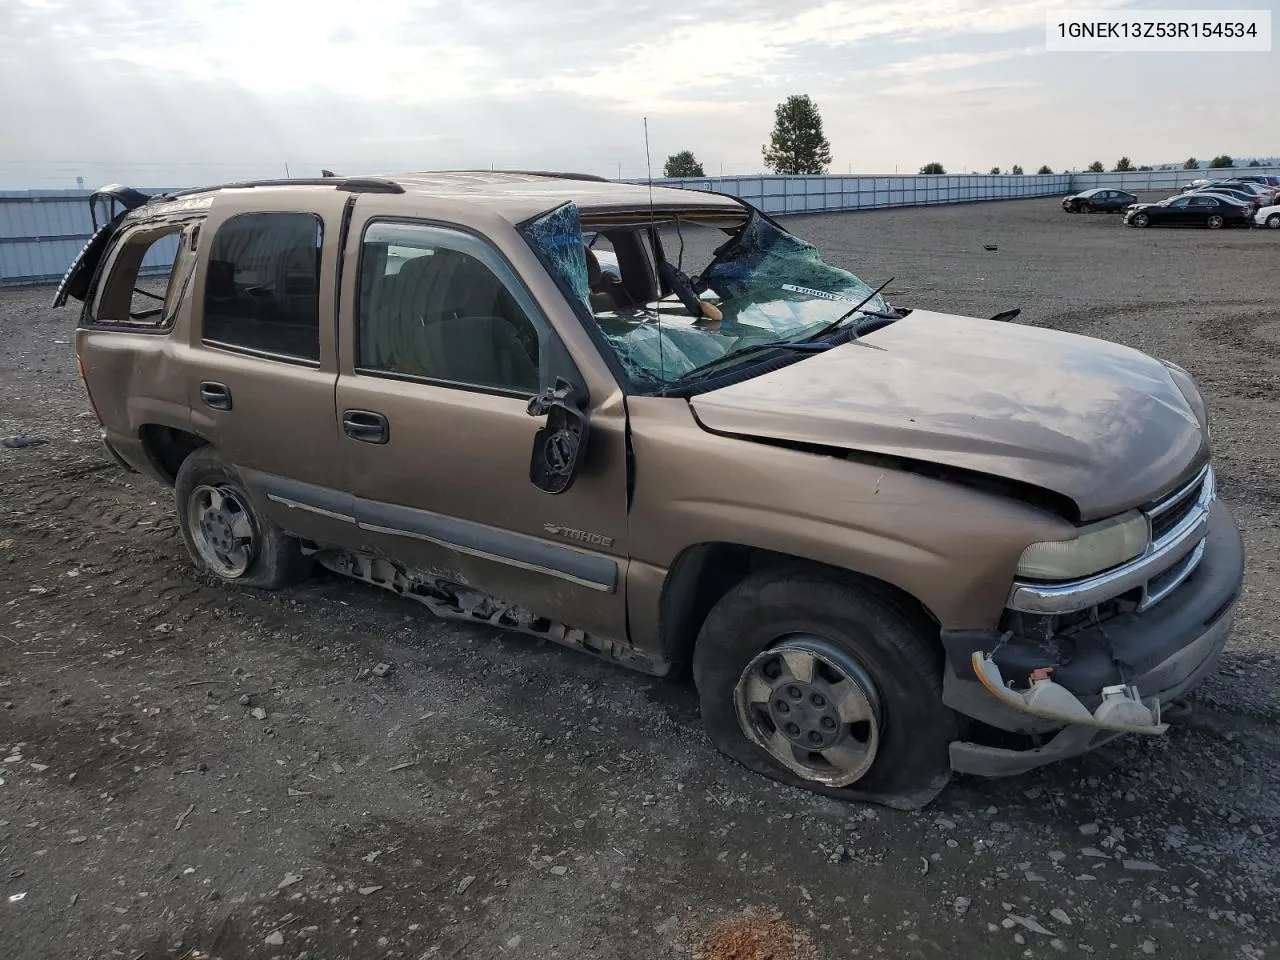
156 177 404 201
430 169 611 183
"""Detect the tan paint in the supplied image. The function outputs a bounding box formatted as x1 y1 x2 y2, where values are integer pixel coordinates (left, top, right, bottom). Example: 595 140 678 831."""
74 172 1210 675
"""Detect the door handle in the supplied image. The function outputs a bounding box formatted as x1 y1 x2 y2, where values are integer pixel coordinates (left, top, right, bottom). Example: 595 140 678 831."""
199 381 232 411
343 409 389 444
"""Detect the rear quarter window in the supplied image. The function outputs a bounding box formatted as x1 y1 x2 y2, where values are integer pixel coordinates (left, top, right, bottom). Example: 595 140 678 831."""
88 223 190 329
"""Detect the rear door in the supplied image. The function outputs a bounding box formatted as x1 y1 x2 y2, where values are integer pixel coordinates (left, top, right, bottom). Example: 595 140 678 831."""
332 206 632 642
182 187 357 546
1186 196 1216 224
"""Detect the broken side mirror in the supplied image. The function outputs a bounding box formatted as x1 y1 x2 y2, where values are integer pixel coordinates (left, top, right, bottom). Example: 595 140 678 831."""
527 378 589 495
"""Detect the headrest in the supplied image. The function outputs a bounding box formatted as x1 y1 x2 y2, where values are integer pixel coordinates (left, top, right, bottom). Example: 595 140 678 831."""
583 245 602 287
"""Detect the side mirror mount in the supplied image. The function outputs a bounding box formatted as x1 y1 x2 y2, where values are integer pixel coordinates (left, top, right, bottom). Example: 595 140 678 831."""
527 378 589 495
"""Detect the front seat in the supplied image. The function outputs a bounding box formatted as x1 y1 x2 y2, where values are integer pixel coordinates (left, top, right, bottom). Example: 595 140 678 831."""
583 246 630 313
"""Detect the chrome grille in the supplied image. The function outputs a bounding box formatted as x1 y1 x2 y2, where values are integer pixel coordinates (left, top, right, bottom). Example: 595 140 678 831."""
1146 466 1211 544
1135 464 1214 611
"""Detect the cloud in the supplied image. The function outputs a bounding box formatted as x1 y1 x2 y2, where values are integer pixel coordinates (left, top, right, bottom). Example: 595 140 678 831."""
1 0 1275 187
880 46 1042 76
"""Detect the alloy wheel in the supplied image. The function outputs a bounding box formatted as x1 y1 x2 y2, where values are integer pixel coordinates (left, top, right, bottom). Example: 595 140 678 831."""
188 484 257 578
734 635 884 787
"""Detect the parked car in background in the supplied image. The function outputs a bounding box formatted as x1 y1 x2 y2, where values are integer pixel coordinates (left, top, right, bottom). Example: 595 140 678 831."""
1062 188 1138 213
1183 180 1275 206
1125 193 1253 228
1183 186 1260 213
1254 203 1280 229
1231 175 1280 189
1221 181 1280 204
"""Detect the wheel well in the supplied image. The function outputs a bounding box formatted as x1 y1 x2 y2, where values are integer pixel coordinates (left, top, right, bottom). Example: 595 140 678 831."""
657 543 938 674
139 424 208 485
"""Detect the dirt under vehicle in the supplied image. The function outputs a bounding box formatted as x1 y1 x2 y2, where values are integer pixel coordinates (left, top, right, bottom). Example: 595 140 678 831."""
55 172 1245 809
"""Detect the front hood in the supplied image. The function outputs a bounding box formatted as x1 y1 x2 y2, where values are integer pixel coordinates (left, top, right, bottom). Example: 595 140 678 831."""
689 310 1209 521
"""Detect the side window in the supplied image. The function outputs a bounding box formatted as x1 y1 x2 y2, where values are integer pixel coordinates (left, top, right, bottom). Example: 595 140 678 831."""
202 212 322 362
356 222 541 394
90 224 187 327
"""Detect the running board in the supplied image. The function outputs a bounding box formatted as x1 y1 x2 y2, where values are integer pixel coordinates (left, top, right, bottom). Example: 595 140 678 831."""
971 652 1168 735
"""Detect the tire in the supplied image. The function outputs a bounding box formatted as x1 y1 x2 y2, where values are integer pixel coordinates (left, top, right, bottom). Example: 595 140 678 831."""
692 569 959 810
1130 213 1150 228
174 447 312 589
1268 214 1280 229
1079 202 1092 213
1206 215 1224 230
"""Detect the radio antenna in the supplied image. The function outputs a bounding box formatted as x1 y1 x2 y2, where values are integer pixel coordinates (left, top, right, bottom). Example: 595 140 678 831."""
643 116 667 391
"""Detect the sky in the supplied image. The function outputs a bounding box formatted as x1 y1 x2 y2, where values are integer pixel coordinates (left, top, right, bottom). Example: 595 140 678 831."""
1 0 1276 189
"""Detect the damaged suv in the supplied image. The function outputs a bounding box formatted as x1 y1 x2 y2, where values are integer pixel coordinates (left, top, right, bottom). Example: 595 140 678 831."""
58 172 1244 808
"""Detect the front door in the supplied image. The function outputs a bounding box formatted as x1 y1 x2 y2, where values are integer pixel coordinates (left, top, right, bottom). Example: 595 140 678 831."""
182 190 355 545
333 214 632 642
1162 197 1192 224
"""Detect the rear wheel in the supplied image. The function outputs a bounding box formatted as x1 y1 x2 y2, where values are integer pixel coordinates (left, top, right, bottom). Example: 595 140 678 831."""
1206 214 1225 229
1266 214 1279 229
175 448 312 589
692 570 958 810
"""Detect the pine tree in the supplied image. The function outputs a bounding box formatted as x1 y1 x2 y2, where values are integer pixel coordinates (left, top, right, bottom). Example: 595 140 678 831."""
762 95 833 175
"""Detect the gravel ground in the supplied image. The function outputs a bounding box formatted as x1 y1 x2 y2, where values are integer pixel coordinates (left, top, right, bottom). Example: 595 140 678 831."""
1 193 1278 960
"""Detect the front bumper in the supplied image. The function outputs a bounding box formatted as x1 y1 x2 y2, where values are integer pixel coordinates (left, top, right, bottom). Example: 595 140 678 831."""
941 499 1244 777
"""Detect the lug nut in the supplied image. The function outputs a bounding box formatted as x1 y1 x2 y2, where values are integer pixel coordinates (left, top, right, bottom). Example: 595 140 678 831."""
775 701 791 715
811 693 826 707
787 686 802 700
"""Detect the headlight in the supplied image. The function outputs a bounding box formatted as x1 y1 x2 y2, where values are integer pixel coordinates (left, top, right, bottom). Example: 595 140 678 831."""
1016 510 1149 580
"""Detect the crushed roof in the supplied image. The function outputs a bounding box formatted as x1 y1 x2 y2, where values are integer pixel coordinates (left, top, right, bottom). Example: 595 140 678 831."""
160 171 745 223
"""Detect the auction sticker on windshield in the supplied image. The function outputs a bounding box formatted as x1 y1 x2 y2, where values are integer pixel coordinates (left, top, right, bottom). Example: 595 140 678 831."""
781 284 862 304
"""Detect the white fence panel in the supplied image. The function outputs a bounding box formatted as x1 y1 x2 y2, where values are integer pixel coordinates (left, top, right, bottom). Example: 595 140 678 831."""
10 167 1277 287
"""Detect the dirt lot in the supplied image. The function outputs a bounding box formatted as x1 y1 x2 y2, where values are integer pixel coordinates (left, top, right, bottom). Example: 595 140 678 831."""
2 193 1278 960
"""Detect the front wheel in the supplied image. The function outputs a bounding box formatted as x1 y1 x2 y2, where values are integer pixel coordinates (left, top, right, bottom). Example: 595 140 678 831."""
175 448 313 589
692 570 958 810
1079 201 1092 213
1130 213 1150 227
1206 214 1225 229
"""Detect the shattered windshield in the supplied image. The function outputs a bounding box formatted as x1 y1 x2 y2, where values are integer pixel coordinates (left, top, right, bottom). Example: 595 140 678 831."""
520 202 889 391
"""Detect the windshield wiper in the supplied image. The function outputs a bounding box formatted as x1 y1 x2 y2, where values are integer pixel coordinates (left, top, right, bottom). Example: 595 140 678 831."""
798 276 895 343
674 340 833 385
